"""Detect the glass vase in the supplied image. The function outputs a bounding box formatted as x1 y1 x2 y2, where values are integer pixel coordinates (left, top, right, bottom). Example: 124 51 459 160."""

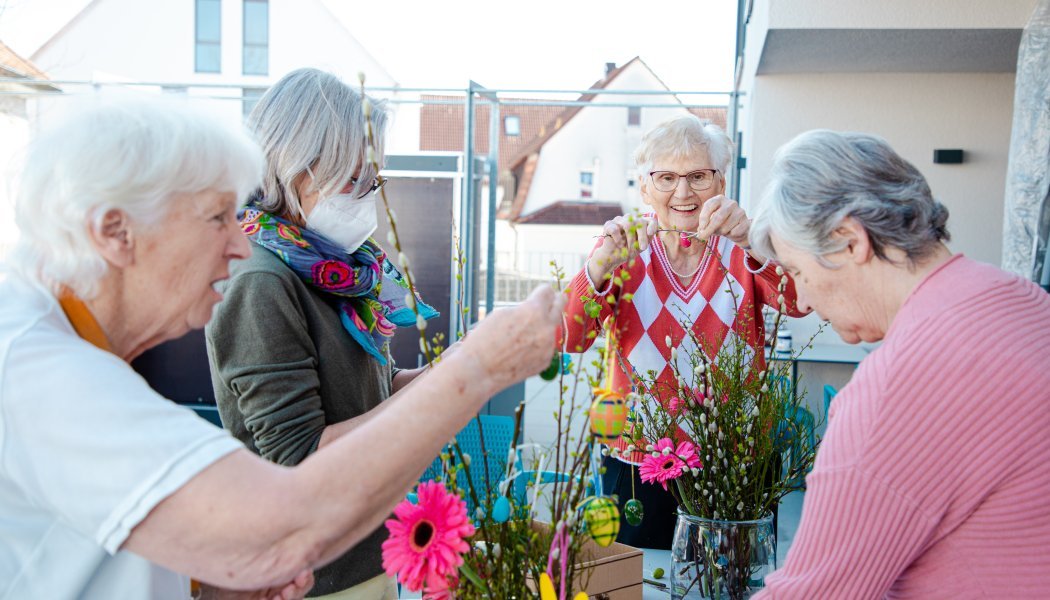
670 510 775 600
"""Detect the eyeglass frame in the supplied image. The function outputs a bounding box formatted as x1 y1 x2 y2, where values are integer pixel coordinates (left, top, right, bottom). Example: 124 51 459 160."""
647 168 722 193
350 174 385 199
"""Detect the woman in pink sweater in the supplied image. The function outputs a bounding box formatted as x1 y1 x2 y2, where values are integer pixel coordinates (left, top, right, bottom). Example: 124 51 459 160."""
748 129 1050 598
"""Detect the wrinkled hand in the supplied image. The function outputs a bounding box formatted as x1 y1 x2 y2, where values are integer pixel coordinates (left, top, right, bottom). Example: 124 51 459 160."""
696 195 751 248
589 214 658 283
198 571 314 600
461 285 565 392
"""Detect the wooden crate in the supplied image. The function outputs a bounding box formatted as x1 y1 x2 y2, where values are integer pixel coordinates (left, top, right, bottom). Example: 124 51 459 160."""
529 521 643 599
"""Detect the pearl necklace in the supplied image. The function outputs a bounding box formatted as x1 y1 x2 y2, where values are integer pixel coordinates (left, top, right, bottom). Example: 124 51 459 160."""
664 236 709 280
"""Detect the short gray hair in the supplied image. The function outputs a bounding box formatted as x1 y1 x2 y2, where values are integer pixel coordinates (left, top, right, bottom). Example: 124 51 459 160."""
11 94 263 298
634 114 734 176
750 129 950 265
248 68 389 218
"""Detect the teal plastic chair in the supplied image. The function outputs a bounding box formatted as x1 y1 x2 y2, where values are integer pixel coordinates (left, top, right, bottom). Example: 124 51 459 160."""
823 384 838 416
456 416 516 512
782 405 816 490
507 445 596 511
188 404 223 427
769 376 816 490
412 416 516 514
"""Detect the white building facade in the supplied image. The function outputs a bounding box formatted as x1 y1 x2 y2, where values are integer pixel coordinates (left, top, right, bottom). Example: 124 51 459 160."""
27 0 417 148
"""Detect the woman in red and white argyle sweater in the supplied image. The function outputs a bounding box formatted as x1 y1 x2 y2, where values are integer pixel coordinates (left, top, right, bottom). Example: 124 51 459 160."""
560 115 803 549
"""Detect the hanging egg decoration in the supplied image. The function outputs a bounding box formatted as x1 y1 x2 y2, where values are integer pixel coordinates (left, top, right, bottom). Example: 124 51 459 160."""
491 496 511 523
560 352 573 375
582 497 621 547
589 387 627 443
623 498 644 526
539 352 562 381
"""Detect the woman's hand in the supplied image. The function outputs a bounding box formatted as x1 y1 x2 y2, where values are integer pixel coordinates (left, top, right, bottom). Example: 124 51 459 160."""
199 571 314 600
588 214 658 286
460 285 565 393
697 195 751 248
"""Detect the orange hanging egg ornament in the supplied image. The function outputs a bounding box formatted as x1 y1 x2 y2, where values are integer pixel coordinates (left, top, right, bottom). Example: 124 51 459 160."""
589 387 627 443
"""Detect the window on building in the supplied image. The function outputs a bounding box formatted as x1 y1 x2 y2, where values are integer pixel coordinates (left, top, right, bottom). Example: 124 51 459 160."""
243 0 269 75
242 87 266 120
195 0 221 73
580 171 594 198
504 115 521 136
627 106 641 126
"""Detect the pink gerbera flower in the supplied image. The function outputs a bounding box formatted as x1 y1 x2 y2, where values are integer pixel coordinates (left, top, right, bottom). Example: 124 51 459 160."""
423 577 456 600
382 481 474 592
639 438 702 490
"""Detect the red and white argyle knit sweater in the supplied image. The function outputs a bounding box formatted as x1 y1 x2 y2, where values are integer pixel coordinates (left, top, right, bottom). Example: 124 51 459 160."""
561 233 801 464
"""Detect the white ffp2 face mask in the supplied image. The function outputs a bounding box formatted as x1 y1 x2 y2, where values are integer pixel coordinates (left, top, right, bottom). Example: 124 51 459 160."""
307 193 379 252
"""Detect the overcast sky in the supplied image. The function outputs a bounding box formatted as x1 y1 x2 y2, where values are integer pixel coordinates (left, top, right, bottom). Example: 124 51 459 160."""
0 0 737 93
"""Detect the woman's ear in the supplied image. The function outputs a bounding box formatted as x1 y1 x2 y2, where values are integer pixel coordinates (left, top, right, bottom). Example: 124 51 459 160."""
88 209 135 268
638 176 655 208
834 216 873 265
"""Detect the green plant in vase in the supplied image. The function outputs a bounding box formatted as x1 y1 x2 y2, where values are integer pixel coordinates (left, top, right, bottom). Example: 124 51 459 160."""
615 263 822 599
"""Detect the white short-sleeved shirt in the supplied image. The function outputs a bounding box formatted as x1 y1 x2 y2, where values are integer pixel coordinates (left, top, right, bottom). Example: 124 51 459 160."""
0 270 244 599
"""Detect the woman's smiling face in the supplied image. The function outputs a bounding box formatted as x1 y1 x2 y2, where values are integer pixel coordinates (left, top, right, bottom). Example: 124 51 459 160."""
640 149 725 232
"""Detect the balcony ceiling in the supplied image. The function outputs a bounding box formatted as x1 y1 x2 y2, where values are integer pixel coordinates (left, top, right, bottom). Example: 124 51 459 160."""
758 28 1024 74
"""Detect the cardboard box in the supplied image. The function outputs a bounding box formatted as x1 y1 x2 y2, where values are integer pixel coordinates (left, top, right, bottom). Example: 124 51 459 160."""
529 521 643 600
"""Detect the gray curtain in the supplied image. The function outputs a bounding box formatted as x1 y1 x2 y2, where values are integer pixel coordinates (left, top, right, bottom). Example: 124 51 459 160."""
1002 0 1050 290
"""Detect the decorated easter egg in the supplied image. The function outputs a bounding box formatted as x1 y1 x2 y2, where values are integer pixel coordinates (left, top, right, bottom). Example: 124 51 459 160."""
491 496 511 523
589 388 627 442
624 498 644 526
583 497 621 547
539 352 562 381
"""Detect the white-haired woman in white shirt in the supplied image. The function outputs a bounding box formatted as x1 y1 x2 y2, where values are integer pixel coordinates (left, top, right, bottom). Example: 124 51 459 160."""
0 96 563 599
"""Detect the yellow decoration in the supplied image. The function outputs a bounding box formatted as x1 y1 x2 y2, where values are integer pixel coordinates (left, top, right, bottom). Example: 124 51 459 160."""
538 573 588 600
589 387 627 443
583 497 621 547
539 573 556 599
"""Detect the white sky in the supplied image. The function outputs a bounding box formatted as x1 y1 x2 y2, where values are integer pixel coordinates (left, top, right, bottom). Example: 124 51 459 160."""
0 0 738 93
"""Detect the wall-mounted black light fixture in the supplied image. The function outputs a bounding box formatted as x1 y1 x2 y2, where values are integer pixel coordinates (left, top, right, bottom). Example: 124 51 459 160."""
933 149 965 164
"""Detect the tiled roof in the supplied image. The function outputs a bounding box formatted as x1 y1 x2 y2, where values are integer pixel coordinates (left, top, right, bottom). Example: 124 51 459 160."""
419 95 563 172
0 39 54 85
515 200 623 226
505 57 644 175
419 56 729 225
688 106 728 130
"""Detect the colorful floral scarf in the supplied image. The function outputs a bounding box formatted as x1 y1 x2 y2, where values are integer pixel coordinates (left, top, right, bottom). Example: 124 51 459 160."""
239 205 437 365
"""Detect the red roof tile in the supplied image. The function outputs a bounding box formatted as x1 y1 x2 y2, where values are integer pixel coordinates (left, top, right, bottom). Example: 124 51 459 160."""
515 200 623 226
419 95 563 172
420 56 728 225
688 106 727 130
0 39 52 83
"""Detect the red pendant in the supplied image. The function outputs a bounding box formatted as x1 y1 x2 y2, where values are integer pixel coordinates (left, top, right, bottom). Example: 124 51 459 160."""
679 232 692 248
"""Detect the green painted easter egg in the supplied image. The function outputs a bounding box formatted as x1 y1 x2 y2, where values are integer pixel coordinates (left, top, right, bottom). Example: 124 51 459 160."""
624 498 644 526
583 497 621 547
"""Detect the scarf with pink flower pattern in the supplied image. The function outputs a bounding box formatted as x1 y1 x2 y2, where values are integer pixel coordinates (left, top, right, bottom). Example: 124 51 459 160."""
239 205 437 364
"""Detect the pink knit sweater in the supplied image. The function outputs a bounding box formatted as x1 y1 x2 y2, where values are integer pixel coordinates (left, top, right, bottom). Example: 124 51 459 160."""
756 255 1050 599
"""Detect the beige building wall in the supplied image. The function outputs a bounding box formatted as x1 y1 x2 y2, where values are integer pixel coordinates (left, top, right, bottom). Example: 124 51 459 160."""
766 0 1036 29
742 71 1017 266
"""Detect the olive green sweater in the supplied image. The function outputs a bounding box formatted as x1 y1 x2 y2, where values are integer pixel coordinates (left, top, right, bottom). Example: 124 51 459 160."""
205 245 395 596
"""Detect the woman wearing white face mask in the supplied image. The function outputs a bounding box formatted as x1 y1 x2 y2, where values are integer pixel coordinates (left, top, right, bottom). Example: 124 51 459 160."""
205 68 431 599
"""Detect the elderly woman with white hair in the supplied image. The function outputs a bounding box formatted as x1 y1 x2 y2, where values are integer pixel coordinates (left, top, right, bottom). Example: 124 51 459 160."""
561 114 803 549
748 130 1050 598
0 96 563 599
204 68 440 598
